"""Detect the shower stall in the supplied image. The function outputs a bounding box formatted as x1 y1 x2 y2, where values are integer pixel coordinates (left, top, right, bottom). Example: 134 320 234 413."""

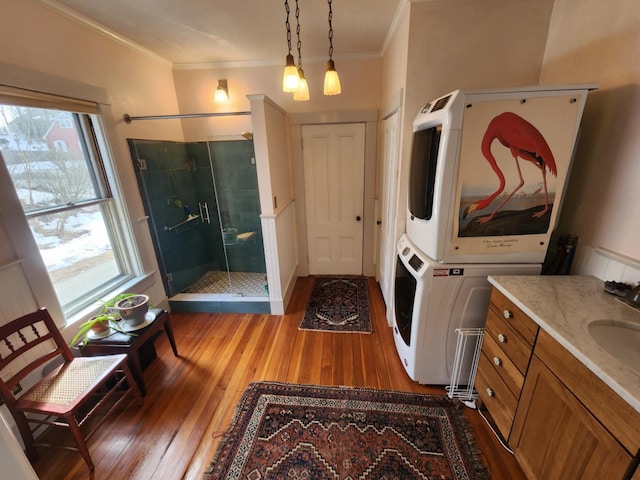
128 137 269 313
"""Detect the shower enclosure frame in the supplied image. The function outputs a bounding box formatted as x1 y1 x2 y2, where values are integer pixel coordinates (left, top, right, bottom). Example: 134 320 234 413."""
125 110 269 313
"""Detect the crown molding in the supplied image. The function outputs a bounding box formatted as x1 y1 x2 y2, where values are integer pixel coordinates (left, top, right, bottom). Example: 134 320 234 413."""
381 0 411 56
173 52 382 71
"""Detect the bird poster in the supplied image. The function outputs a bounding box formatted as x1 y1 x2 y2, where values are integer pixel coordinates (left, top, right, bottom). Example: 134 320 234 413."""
452 94 582 256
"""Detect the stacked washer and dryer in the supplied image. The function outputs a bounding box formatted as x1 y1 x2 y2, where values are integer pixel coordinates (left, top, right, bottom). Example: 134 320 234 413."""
392 85 595 385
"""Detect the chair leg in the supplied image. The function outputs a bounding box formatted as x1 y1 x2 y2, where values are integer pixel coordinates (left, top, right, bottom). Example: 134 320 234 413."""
120 362 143 405
65 414 94 472
13 411 38 461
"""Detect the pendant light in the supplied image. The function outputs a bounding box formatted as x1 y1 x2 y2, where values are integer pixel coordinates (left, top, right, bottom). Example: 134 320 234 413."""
323 0 341 96
294 69 309 101
293 0 309 101
282 0 300 92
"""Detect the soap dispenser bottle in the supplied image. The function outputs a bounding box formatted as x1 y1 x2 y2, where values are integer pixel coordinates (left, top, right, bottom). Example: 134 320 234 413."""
626 282 640 306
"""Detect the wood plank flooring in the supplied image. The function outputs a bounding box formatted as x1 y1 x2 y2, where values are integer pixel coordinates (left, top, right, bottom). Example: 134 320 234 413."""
31 276 525 479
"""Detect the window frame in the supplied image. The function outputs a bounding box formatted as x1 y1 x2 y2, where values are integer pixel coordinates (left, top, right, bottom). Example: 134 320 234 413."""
0 85 145 323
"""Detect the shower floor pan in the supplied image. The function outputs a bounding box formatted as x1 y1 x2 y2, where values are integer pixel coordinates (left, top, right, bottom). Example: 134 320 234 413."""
169 271 270 314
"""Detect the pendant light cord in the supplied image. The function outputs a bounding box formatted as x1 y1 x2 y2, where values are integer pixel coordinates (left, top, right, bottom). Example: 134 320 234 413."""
327 0 334 60
295 0 302 68
285 0 292 55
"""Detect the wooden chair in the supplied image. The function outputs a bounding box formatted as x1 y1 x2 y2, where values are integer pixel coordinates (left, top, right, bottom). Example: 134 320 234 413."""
0 308 142 472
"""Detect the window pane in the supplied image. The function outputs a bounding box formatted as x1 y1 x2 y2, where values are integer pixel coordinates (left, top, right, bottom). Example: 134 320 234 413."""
0 106 99 213
1 101 132 318
27 203 125 311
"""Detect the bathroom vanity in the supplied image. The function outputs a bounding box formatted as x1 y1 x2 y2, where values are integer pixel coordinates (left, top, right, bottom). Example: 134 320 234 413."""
476 275 640 480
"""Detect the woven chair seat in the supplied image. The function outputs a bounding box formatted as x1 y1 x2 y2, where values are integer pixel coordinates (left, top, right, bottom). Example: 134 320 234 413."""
0 309 141 472
20 356 125 408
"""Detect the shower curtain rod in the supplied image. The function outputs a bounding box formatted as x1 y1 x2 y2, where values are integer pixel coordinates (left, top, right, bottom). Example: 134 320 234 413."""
123 111 251 123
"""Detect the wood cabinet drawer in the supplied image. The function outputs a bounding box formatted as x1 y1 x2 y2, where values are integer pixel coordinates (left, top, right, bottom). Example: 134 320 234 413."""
489 288 538 345
485 310 534 375
481 331 525 398
476 351 518 439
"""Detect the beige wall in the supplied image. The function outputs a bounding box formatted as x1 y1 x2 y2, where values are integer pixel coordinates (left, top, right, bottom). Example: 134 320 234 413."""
389 0 555 243
173 57 383 142
540 0 640 266
0 0 184 322
380 3 410 114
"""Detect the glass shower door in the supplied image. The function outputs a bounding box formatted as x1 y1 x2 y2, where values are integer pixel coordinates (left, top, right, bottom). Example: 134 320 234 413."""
129 139 224 297
210 140 268 297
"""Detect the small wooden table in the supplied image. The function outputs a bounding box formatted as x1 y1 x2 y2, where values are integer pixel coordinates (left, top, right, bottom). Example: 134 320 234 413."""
78 309 178 396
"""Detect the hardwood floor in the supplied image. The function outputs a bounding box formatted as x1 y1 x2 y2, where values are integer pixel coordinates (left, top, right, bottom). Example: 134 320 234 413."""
31 276 526 479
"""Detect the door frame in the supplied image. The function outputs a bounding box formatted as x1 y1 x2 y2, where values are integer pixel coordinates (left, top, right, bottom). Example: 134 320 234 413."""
290 110 378 277
377 88 405 326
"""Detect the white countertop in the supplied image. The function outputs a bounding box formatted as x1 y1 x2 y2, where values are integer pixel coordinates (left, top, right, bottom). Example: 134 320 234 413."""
488 275 640 413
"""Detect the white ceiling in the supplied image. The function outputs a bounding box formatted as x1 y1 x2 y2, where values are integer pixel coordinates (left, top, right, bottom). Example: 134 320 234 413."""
41 0 404 66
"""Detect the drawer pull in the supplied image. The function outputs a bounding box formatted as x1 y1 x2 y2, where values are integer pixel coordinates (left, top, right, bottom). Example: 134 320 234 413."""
486 387 495 397
503 309 513 319
493 356 502 366
498 333 507 343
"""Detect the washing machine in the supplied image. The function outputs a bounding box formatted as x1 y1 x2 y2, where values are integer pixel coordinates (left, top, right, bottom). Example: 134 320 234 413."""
393 233 540 385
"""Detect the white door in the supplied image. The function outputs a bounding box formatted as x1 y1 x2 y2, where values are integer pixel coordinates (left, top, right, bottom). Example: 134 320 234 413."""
378 112 401 310
303 123 365 275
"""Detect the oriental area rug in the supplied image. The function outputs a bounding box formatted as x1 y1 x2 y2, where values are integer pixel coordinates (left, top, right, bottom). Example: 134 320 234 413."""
299 276 372 333
203 382 489 480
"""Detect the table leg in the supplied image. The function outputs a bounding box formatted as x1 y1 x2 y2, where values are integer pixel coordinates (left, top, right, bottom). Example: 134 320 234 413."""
127 351 147 397
163 315 179 357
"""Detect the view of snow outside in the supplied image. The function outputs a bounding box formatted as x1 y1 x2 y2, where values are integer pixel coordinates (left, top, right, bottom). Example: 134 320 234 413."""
18 188 111 271
17 188 121 309
2 104 122 311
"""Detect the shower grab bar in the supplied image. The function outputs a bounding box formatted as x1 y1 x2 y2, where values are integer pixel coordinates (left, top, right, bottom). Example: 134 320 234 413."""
123 111 251 123
198 202 211 224
164 213 200 231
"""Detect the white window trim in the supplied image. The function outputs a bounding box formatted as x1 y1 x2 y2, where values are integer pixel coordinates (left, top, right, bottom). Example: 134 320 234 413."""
0 76 149 328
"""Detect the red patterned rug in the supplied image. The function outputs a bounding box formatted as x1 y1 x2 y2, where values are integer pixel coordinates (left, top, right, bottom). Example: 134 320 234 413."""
299 276 372 333
203 382 489 479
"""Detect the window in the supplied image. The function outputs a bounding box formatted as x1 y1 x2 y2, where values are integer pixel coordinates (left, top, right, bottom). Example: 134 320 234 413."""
53 140 67 152
0 98 134 318
58 116 73 129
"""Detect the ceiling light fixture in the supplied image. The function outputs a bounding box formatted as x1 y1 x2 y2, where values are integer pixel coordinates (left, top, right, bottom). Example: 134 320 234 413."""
323 0 341 96
293 0 309 101
282 0 300 92
214 79 229 103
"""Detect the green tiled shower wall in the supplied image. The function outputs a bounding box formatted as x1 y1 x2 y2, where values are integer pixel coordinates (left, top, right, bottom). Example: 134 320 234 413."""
127 139 266 297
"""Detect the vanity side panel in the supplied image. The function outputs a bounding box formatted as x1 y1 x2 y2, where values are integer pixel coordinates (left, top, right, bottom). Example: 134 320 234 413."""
535 329 640 454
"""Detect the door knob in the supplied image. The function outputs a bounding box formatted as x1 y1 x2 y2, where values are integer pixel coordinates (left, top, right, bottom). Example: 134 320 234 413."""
377 220 382 225
356 216 361 222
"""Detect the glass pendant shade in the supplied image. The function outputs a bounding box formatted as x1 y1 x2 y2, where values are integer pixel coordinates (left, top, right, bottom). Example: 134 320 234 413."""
282 54 300 92
323 59 341 95
293 69 309 101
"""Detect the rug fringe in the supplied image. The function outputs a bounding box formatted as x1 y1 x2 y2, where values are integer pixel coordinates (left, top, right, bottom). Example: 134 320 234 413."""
452 399 492 480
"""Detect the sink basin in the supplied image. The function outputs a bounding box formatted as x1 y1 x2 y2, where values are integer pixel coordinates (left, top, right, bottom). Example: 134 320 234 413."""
588 320 640 372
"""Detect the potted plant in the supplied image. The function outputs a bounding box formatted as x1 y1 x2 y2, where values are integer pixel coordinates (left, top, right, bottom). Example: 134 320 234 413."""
101 292 138 315
70 292 148 347
114 294 149 327
70 312 120 347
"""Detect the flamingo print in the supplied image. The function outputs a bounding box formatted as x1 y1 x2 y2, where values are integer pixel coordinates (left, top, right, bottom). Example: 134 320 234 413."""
463 111 557 224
